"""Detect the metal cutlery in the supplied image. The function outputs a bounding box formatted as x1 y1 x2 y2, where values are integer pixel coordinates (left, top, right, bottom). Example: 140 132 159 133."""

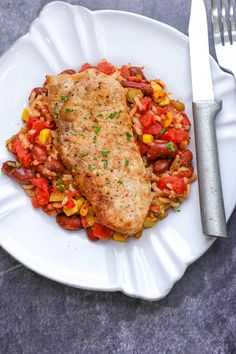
188 0 227 237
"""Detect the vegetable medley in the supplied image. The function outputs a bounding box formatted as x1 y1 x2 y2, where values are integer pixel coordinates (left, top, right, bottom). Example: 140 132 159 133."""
1 60 196 242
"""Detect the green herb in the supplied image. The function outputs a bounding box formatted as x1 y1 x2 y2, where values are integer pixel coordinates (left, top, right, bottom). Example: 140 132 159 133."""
82 152 89 157
94 126 101 134
97 113 103 117
100 151 110 157
93 135 97 142
136 73 142 79
65 108 71 113
118 180 123 185
53 106 58 116
124 158 129 166
158 211 164 217
7 161 21 168
126 132 132 140
56 181 65 192
96 171 100 176
103 161 108 169
88 164 93 170
166 142 175 152
159 128 167 136
108 113 116 119
61 95 69 102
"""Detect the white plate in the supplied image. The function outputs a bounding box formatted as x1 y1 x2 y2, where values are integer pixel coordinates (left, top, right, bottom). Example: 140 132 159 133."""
0 1 236 301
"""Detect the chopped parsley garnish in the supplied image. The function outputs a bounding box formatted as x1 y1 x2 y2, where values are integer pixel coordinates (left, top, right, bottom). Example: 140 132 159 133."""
159 128 167 136
61 95 69 102
100 150 110 157
93 135 97 142
53 106 58 116
56 181 65 192
88 164 93 170
82 152 89 157
166 142 175 152
118 180 123 185
158 211 164 217
94 126 101 134
103 161 108 169
65 108 71 113
7 161 21 168
126 132 132 140
108 111 122 119
124 158 129 166
136 73 142 78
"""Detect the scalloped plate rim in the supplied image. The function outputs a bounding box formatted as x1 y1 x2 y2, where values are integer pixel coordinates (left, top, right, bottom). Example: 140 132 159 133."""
0 1 234 301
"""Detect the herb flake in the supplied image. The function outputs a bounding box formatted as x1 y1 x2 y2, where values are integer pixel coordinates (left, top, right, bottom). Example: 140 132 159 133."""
56 181 65 192
166 142 175 152
61 95 69 102
103 161 108 169
100 150 110 157
126 132 132 140
124 158 129 166
65 108 71 113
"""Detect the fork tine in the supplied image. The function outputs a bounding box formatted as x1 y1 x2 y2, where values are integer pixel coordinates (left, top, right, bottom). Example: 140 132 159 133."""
228 0 236 43
221 0 230 44
211 0 222 45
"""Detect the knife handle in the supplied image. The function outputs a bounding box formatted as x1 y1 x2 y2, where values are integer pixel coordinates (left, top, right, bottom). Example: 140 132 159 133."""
192 100 227 238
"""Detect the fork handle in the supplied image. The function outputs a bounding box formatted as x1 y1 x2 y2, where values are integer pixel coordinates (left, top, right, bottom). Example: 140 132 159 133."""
192 100 227 238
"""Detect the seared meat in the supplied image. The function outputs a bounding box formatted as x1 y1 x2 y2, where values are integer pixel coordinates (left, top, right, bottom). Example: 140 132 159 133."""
46 69 151 235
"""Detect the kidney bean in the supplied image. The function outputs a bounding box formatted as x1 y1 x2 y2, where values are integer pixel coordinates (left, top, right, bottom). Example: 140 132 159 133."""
147 141 177 160
120 81 153 96
2 161 35 184
60 69 77 75
129 66 146 79
153 159 171 174
32 87 47 96
180 150 193 166
56 214 83 230
44 159 65 173
31 145 48 163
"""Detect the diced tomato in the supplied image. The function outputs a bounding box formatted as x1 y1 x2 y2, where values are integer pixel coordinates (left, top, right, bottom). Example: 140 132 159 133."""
138 97 152 113
96 61 116 75
12 136 32 168
142 122 162 135
140 113 154 127
26 116 38 130
158 176 187 194
86 228 99 241
67 191 78 199
64 199 76 208
148 101 167 116
92 223 111 239
120 65 130 79
138 142 149 155
79 63 93 72
27 120 48 142
32 177 50 207
161 128 189 143
181 113 191 128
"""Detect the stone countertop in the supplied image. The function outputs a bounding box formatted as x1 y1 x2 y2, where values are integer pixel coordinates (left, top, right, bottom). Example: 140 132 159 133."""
0 1 235 353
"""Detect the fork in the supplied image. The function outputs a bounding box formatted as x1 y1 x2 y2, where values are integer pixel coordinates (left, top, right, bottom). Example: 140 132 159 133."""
211 0 236 76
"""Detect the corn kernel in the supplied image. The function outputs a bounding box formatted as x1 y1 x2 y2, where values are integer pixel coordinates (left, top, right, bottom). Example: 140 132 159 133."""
86 215 96 227
163 112 173 128
151 82 162 93
152 91 162 103
143 216 158 228
63 199 78 216
38 129 52 145
76 197 85 210
159 97 170 107
80 201 89 216
21 108 29 122
179 139 188 150
171 100 185 111
142 134 153 144
49 192 64 202
113 232 127 242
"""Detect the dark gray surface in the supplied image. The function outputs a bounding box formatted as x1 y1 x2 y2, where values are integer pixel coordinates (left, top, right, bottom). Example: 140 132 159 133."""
0 1 235 353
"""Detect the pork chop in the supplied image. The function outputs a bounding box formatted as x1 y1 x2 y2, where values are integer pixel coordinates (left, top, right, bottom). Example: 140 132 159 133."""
46 68 151 235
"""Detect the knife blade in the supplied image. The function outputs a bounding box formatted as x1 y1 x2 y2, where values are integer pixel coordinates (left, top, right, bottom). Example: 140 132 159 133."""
188 0 227 237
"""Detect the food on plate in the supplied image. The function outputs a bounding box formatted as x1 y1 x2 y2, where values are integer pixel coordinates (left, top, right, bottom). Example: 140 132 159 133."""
1 60 196 241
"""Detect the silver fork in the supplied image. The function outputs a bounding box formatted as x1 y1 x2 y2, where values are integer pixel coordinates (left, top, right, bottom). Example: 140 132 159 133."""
211 0 236 76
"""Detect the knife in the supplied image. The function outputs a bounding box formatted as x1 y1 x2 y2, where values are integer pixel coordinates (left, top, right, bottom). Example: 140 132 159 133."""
188 0 227 237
